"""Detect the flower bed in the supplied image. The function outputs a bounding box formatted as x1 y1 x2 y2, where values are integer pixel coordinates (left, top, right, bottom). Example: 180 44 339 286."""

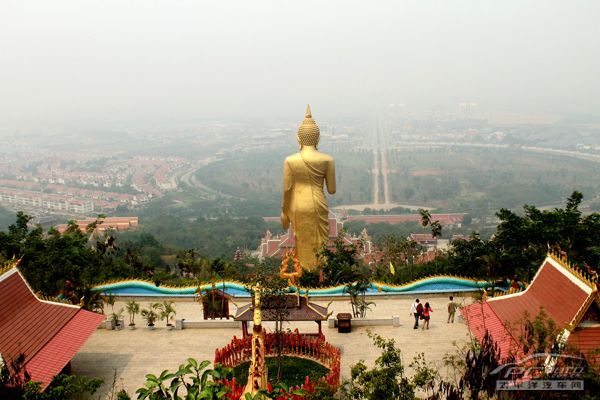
214 329 341 390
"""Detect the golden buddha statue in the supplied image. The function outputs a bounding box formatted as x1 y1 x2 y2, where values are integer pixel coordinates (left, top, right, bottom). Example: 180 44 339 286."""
281 105 336 271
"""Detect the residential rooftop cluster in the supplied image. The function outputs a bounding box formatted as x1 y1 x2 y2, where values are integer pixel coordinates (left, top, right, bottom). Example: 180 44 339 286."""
53 216 139 234
0 153 187 216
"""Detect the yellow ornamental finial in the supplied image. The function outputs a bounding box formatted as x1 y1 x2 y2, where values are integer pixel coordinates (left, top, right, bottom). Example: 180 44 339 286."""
305 104 312 118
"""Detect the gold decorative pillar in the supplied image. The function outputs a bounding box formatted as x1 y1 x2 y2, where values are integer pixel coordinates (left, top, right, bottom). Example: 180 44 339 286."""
242 284 268 397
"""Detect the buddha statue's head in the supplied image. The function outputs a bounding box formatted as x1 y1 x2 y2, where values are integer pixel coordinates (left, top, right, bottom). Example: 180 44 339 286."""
297 104 320 148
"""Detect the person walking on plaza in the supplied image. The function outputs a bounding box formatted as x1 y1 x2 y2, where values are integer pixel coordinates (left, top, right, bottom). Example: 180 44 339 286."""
410 298 423 329
447 296 460 323
421 302 433 330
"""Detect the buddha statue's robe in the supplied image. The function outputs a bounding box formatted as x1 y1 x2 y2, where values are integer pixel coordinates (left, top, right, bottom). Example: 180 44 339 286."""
281 147 336 271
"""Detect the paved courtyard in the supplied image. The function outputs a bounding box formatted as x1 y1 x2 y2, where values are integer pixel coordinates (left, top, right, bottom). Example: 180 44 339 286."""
71 295 475 397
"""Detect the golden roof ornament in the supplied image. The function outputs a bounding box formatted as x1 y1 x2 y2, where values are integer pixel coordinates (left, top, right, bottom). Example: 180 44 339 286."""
297 104 320 146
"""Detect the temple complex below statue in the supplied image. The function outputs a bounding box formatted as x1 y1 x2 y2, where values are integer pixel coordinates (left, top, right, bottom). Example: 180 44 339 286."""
257 214 374 261
255 213 442 266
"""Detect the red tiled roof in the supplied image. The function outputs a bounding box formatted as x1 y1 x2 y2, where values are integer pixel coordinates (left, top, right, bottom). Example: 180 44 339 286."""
267 239 282 256
567 327 600 368
0 268 103 390
54 217 139 234
0 271 78 365
488 259 591 333
462 301 519 359
26 311 104 387
409 233 436 243
462 256 596 361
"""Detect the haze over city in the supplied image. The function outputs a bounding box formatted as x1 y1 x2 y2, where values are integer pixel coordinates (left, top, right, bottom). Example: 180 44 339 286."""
2 0 600 132
2 2 600 400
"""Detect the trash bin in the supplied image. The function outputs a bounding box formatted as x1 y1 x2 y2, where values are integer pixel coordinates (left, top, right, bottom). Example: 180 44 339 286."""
337 313 352 333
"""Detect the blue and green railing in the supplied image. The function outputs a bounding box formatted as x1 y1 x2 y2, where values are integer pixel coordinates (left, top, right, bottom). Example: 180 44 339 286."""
93 275 495 297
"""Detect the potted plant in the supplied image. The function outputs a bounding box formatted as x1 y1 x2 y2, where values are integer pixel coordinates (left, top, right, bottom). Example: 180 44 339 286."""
161 301 176 330
110 308 124 330
125 300 140 330
104 293 117 329
141 303 161 330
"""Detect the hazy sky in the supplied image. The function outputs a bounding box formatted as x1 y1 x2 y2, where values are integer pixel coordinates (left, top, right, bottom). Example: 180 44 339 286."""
1 0 599 128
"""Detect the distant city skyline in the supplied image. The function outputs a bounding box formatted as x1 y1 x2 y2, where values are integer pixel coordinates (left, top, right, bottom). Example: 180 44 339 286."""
1 1 599 130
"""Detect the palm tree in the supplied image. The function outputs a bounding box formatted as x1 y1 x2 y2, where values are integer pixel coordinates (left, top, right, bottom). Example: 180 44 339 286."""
104 293 116 314
141 302 162 329
419 209 432 227
125 300 140 327
77 286 104 313
110 307 124 329
419 209 442 252
346 279 375 318
430 221 442 240
160 301 176 327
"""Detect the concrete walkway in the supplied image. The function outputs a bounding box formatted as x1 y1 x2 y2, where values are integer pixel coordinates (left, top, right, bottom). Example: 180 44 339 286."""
71 295 474 397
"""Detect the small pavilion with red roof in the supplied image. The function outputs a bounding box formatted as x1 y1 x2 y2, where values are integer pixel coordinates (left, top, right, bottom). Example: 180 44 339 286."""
462 251 600 368
0 262 104 390
234 292 329 338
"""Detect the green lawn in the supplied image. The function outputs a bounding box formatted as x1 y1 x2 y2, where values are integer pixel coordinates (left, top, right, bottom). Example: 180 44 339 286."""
232 356 330 387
